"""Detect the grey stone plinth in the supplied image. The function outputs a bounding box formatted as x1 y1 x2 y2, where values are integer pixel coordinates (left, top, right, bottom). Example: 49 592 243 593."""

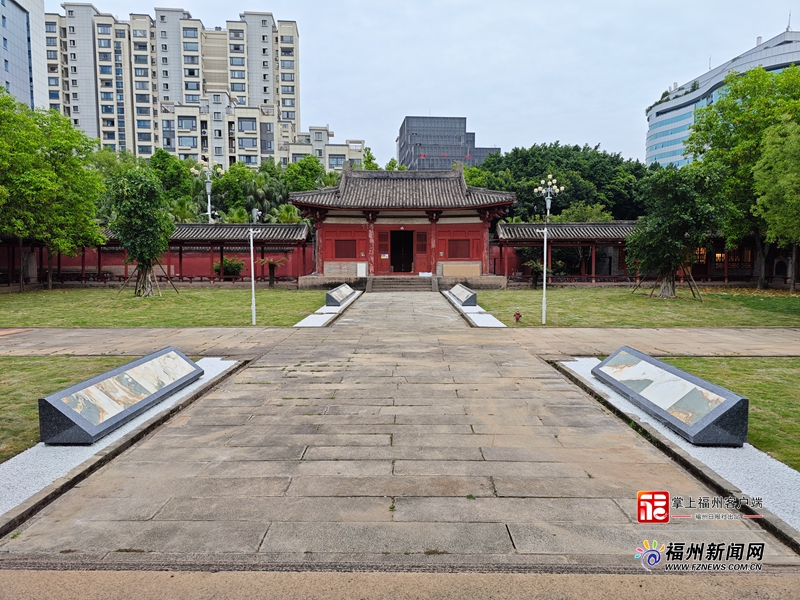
325 284 356 306
591 346 748 447
448 283 477 306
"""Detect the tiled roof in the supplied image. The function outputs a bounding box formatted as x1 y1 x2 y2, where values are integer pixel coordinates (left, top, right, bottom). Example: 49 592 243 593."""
290 168 515 210
102 223 309 244
496 221 638 242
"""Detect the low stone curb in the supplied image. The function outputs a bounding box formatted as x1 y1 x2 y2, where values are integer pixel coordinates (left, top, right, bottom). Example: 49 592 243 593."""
553 360 800 557
0 359 248 541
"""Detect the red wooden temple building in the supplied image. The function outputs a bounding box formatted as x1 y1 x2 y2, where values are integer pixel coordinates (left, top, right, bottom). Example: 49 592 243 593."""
290 167 515 277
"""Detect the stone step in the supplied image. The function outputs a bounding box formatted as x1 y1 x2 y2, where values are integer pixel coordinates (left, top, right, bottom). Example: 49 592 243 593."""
370 277 433 293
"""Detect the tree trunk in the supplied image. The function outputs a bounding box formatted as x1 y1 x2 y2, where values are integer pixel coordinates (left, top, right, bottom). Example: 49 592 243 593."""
134 263 154 297
18 238 24 293
657 270 676 298
791 244 798 294
531 273 538 289
754 237 770 290
268 264 276 288
47 249 53 290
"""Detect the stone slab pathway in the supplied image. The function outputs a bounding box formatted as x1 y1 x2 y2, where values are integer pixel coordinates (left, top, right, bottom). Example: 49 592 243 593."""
0 293 798 575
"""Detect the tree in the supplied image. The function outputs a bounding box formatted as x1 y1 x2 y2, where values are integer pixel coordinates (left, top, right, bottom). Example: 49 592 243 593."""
256 256 288 287
0 91 57 291
626 165 721 298
212 161 255 213
265 204 307 224
685 65 800 288
149 149 193 203
108 167 175 297
384 158 406 171
283 155 326 192
34 109 105 289
318 170 342 188
93 148 147 225
551 202 613 223
362 147 380 170
753 117 800 291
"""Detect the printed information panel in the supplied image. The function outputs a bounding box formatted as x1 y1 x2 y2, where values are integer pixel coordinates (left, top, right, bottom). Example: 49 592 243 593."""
591 346 748 447
39 346 203 445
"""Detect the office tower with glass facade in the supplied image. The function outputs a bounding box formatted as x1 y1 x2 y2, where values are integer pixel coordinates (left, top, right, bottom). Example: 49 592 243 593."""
397 116 500 170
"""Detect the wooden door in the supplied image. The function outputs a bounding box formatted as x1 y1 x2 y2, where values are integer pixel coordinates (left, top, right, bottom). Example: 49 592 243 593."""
415 231 429 272
377 231 390 274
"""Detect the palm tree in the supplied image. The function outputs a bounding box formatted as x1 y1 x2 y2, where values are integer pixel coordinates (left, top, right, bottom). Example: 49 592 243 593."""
265 204 308 224
317 170 341 188
171 195 200 223
219 206 249 223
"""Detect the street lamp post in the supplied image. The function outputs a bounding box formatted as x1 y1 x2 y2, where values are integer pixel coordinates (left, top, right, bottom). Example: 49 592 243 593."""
249 208 262 326
535 175 564 325
205 169 213 224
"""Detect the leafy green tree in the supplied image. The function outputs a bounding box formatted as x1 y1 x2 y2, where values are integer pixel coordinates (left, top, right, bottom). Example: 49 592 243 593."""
93 148 147 224
753 117 800 291
212 161 255 213
219 206 250 223
34 109 105 289
551 202 613 223
384 158 407 171
0 91 57 290
265 204 307 224
283 155 326 192
108 167 175 297
626 165 721 298
318 170 342 188
170 195 200 223
362 147 380 170
149 149 194 203
685 65 800 288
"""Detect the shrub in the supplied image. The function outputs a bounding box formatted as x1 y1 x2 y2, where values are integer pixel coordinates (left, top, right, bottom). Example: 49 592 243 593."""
213 256 244 277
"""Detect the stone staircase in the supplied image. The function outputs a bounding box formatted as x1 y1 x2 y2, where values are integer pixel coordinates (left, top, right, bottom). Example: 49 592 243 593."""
369 276 434 293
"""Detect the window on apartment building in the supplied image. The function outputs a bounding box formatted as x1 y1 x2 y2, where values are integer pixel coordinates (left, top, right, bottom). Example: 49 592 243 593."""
98 38 111 48
2 17 7 28
133 42 147 51
231 83 245 92
229 29 244 40
137 145 152 154
182 41 198 51
182 27 198 38
162 83 169 90
136 107 150 115
178 136 197 147
133 68 147 77
135 81 148 90
280 73 294 81
48 90 60 99
160 30 166 38
162 120 174 130
213 129 222 138
160 15 166 22
239 155 258 165
135 93 150 103
103 119 114 127
184 55 198 65
133 29 147 38
262 61 270 68
281 85 295 94
212 94 221 103
99 66 112 74
134 55 148 64
280 60 294 69
116 30 126 38
47 77 59 86
238 118 257 132
264 123 273 132
137 132 152 142
72 105 80 113
100 92 113 100
46 37 57 46
184 82 200 91
230 70 245 79
177 116 197 130
69 66 77 74
280 35 293 43
280 48 293 56
329 155 346 169
102 105 118 115
262 86 269 93
262 140 274 152
281 111 295 120
136 119 151 128
184 68 199 77
97 24 111 35
46 22 57 33
229 44 244 53
72 92 79 99
160 44 167 51
238 138 257 149
230 57 245 66
98 53 111 61
314 131 323 141
211 111 220 119
185 94 199 103
282 98 294 107
116 81 123 89
214 146 223 155
315 149 322 158
70 79 78 86
47 50 58 59
69 52 76 60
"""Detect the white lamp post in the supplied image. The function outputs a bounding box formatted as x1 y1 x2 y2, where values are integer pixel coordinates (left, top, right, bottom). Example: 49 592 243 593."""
535 175 565 325
249 208 262 326
205 169 213 224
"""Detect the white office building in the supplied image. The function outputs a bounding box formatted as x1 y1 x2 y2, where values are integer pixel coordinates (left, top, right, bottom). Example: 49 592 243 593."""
645 30 800 167
2 0 47 108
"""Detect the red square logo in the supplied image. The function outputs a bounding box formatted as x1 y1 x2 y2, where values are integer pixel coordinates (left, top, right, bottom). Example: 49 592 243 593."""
637 491 670 523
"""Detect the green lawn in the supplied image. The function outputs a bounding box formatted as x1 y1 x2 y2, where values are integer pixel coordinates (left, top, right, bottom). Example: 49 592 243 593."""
662 357 800 472
0 356 130 463
0 288 326 328
481 287 800 327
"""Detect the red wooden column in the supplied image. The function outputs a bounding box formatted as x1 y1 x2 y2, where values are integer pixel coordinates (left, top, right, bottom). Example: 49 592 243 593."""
97 246 102 280
208 244 214 278
591 244 596 284
219 244 224 279
302 243 307 276
166 244 172 279
294 246 300 280
502 244 508 277
57 252 62 282
80 246 86 283
581 246 586 276
427 211 440 276
724 249 729 283
178 245 183 281
260 246 265 280
124 249 129 279
707 247 713 281
620 246 628 277
364 211 377 276
38 247 44 279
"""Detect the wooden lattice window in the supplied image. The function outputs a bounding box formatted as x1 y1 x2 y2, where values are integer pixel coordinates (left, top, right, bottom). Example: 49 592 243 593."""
448 239 470 259
416 231 427 254
334 239 357 259
378 231 389 254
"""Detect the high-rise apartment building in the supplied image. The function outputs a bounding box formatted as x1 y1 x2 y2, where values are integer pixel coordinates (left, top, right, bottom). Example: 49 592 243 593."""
42 4 361 172
645 30 800 167
397 116 499 171
1 0 47 108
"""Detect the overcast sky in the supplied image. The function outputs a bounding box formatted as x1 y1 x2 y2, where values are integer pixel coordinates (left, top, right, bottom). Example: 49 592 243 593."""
45 0 797 165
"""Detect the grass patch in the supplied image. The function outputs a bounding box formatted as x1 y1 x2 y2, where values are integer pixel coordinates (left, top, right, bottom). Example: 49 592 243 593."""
0 356 130 463
480 287 800 327
0 287 326 327
661 357 800 472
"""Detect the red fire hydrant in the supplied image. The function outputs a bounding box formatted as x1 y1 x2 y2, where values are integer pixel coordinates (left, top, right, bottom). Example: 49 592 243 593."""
514 311 522 324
